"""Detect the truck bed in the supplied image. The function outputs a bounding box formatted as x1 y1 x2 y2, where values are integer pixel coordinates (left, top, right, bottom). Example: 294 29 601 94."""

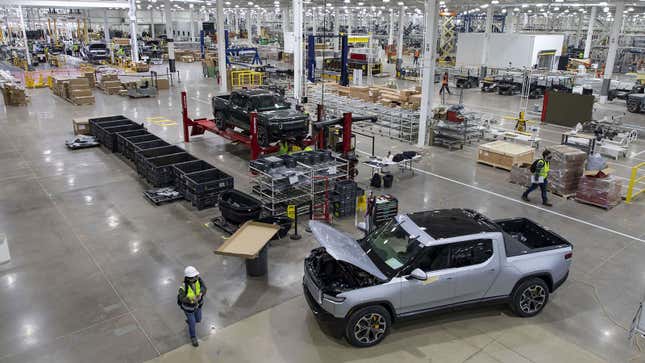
495 218 572 257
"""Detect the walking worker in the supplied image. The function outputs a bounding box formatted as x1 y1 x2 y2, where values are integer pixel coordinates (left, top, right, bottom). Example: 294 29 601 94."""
439 71 451 95
413 49 420 65
522 150 553 207
177 266 207 347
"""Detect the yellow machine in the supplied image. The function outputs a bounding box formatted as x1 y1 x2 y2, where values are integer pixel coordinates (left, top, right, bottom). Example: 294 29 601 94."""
503 111 534 133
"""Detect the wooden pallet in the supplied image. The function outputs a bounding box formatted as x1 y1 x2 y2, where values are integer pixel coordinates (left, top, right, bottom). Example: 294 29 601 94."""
550 190 576 199
477 160 513 171
574 197 617 210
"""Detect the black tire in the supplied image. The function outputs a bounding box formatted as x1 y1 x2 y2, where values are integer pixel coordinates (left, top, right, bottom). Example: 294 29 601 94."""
510 278 550 317
626 101 640 113
215 111 227 130
257 126 269 147
345 305 391 347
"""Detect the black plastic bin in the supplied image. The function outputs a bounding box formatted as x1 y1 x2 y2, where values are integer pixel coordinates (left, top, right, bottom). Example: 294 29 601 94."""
91 119 134 140
101 123 145 152
88 115 130 136
116 129 150 154
185 169 234 194
245 245 268 277
128 138 167 161
218 190 262 225
383 173 394 188
173 160 217 184
145 153 197 187
135 145 184 175
123 134 162 159
184 190 221 210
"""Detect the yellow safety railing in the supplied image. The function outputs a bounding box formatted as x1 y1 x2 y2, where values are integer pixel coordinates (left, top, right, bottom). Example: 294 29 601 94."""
229 70 263 89
626 162 645 203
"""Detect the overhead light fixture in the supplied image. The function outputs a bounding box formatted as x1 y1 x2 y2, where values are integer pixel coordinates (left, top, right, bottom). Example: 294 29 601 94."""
225 1 231 4
553 7 559 11
513 7 519 11
521 4 528 8
397 1 403 5
247 1 253 5
491 0 499 4
555 0 563 2
603 6 609 12
599 2 607 5
481 4 489 8
501 8 506 13
628 7 634 11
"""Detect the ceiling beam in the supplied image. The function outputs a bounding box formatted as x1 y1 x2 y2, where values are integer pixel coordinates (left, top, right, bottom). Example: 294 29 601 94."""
0 0 129 9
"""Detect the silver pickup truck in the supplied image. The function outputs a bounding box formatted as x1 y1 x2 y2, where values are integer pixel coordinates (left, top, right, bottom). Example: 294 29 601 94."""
303 209 573 347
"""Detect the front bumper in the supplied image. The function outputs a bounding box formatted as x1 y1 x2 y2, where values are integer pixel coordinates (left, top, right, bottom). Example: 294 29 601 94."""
269 124 308 140
302 282 346 338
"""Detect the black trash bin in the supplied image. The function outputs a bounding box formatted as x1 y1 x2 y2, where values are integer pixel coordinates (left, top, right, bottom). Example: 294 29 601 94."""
245 245 268 277
383 173 394 188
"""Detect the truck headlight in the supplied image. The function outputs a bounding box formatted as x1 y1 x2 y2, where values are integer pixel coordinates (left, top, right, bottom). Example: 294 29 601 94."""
323 294 346 303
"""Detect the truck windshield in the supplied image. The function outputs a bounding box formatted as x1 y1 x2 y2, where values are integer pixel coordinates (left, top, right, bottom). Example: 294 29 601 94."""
360 219 422 277
252 95 286 110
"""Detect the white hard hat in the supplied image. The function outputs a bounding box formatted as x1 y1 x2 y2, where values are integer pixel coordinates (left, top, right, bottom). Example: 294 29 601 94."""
184 266 199 278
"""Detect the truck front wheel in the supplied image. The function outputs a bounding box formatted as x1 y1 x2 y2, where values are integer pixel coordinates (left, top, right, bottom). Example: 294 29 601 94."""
257 126 269 147
345 305 391 347
511 278 550 317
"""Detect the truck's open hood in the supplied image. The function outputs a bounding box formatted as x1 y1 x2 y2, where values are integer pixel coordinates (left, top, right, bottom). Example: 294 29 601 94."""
309 221 388 281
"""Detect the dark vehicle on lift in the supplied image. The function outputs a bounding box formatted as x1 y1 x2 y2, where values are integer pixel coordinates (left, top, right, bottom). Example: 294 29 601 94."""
81 42 109 63
627 93 645 113
212 89 309 146
303 209 573 347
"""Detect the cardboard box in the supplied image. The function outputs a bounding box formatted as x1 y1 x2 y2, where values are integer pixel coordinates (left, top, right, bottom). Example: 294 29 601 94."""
156 79 169 90
70 89 93 97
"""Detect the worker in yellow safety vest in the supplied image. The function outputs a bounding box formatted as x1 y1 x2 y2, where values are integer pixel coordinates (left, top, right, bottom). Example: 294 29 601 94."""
177 266 207 347
117 46 126 59
522 149 553 207
289 137 313 154
278 139 289 155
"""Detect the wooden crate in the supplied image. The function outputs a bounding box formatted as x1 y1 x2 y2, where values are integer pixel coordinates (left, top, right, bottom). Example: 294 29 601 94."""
477 141 535 171
72 117 91 135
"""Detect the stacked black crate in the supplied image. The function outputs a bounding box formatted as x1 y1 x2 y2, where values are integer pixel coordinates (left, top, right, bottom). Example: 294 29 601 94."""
172 160 217 197
184 169 234 210
332 180 358 218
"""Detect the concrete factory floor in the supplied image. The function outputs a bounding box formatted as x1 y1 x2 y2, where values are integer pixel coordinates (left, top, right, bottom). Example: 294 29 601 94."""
0 62 644 363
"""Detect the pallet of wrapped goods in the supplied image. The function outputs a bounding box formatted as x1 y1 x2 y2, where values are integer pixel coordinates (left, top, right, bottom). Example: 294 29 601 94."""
179 55 195 63
1 83 28 106
575 172 621 209
477 141 535 171
546 145 587 196
509 163 532 187
133 62 150 72
102 80 123 95
68 78 95 105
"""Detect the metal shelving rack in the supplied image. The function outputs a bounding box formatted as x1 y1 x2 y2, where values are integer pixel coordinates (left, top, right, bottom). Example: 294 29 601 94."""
307 85 420 143
249 153 350 216
249 163 311 216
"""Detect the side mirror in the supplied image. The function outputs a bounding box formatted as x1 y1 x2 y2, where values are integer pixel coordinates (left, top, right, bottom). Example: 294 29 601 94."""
408 268 427 281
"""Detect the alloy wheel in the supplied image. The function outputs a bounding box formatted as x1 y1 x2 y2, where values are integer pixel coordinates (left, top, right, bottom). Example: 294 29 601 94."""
519 285 547 314
353 313 386 345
